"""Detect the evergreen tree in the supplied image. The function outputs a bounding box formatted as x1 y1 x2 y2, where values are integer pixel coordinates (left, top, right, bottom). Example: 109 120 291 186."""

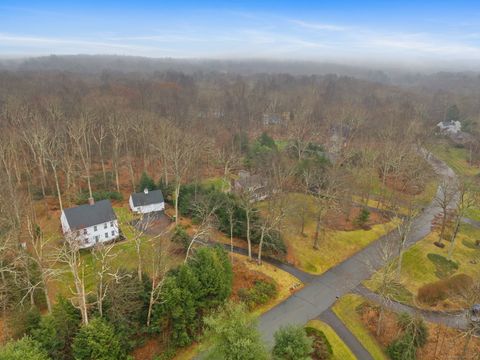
32 296 81 360
272 325 313 360
72 318 124 360
0 337 50 360
137 171 156 192
204 302 268 360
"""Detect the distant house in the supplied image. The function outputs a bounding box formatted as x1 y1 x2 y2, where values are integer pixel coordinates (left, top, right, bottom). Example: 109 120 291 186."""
60 199 119 249
262 113 282 126
437 120 462 135
233 170 269 201
129 188 165 214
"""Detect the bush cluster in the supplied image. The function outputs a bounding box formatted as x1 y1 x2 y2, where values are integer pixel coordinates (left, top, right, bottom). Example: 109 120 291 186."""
417 273 473 305
304 327 333 360
238 280 278 309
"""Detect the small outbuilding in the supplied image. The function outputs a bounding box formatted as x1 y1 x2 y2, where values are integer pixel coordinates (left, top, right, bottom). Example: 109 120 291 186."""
129 188 165 214
60 199 119 248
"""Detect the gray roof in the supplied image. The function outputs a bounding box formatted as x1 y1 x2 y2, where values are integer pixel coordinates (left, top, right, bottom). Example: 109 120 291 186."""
63 200 117 230
131 189 164 207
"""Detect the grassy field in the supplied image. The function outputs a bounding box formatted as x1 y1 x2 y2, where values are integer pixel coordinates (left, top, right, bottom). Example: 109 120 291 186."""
51 206 179 298
366 224 480 309
305 320 357 360
430 142 480 178
332 294 388 360
271 193 399 274
201 176 231 192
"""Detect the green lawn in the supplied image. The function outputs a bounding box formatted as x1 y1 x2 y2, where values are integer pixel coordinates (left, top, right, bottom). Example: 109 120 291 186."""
201 177 231 192
269 193 399 274
332 294 388 360
306 320 357 360
52 206 178 298
430 142 480 178
366 224 480 308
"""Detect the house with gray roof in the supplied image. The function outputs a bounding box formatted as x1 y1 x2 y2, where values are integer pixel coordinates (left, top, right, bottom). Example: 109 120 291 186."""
129 188 165 214
233 170 269 201
60 199 119 248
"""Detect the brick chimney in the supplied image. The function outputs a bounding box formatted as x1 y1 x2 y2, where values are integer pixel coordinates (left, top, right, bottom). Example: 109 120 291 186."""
88 197 95 205
144 188 149 194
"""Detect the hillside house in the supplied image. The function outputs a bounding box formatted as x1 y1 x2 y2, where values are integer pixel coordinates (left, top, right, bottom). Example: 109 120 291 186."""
437 120 462 135
129 188 165 214
60 199 119 248
233 170 269 201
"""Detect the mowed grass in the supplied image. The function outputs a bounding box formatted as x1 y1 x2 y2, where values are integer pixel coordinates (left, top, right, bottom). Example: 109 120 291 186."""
52 206 178 298
270 193 399 274
332 294 388 360
305 320 357 360
430 142 480 177
366 224 480 307
201 177 231 192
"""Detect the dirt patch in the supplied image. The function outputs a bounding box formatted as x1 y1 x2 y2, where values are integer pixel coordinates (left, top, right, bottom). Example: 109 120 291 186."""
359 303 480 360
132 337 164 360
231 258 274 301
384 174 425 195
325 206 390 231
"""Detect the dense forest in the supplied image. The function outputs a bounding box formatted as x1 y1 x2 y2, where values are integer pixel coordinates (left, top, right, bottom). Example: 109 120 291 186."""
0 57 479 359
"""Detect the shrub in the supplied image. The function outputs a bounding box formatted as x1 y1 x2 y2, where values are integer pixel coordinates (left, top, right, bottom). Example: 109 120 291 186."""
417 273 473 305
238 280 278 310
387 334 416 360
171 225 191 251
272 325 312 360
305 327 333 360
354 208 370 228
397 313 429 348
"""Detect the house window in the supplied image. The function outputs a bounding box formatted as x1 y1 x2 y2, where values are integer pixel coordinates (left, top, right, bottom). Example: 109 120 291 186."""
94 225 98 231
83 229 87 235
95 235 99 243
105 232 108 238
110 221 114 227
104 223 107 229
111 230 115 236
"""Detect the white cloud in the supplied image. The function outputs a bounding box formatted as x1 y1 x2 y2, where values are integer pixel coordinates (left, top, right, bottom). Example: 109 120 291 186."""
290 19 347 32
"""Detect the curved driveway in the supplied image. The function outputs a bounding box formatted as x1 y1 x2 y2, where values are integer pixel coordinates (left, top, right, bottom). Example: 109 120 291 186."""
257 153 458 346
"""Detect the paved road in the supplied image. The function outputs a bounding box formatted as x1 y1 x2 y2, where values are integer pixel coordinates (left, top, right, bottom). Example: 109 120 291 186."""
257 154 457 345
462 217 480 229
319 310 373 360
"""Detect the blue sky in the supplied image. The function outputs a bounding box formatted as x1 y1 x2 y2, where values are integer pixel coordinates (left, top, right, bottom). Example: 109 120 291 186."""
1 1 480 66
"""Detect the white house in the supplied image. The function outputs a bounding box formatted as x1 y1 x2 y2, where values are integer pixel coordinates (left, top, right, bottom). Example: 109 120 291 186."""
437 120 462 134
129 189 165 214
60 199 119 249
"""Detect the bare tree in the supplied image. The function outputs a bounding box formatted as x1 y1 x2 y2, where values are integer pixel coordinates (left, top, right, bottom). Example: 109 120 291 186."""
68 113 94 199
146 234 170 327
434 179 457 245
447 179 477 260
92 243 118 318
59 236 89 324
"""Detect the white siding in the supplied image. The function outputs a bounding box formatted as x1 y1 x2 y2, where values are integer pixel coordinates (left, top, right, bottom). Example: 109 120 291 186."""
129 195 165 214
61 215 119 249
